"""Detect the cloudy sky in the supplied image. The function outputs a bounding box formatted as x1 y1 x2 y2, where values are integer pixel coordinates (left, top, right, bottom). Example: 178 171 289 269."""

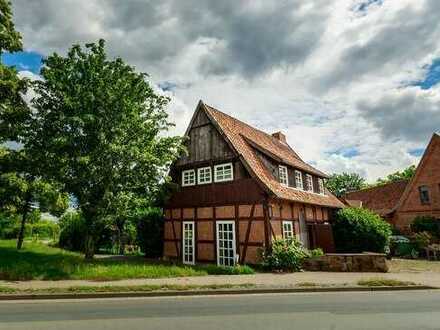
4 0 440 181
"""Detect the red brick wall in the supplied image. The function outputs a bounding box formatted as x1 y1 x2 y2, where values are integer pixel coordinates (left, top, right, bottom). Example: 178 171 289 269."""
395 137 440 230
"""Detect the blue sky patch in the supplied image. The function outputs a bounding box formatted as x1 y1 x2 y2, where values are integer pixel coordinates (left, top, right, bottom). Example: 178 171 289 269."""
329 146 360 158
1 51 43 74
408 148 425 157
354 0 383 13
412 58 440 90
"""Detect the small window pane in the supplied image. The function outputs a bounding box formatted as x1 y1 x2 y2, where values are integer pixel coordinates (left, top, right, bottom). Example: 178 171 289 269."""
295 171 303 190
279 165 288 186
283 221 294 243
214 163 234 182
182 170 196 186
318 178 325 195
306 174 313 192
198 167 212 184
419 185 430 205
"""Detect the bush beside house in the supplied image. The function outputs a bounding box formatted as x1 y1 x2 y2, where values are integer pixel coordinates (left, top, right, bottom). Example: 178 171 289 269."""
333 207 392 253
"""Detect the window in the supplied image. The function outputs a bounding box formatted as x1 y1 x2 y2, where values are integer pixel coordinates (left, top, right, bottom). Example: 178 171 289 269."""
306 174 313 192
295 170 303 190
318 178 325 195
419 185 430 205
198 167 212 184
279 165 288 186
182 222 195 265
182 169 195 186
282 221 294 242
214 163 233 182
216 221 236 266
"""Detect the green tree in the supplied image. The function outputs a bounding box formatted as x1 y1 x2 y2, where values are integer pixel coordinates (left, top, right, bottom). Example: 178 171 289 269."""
333 207 392 253
0 1 68 249
0 0 29 143
0 149 69 249
374 165 416 186
29 40 184 258
325 172 366 197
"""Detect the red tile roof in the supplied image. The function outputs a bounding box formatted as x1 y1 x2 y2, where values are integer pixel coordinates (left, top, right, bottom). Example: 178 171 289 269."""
201 102 344 208
344 180 409 216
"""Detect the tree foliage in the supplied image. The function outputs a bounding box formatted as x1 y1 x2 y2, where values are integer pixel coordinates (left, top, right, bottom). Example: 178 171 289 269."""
28 40 184 258
0 0 22 55
325 172 366 197
374 165 416 186
333 207 392 253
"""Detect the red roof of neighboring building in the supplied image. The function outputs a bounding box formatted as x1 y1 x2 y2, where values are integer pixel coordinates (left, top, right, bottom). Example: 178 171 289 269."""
344 180 409 216
200 102 344 208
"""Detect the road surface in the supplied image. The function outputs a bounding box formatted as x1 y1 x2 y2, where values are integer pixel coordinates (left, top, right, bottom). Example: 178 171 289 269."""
0 290 439 329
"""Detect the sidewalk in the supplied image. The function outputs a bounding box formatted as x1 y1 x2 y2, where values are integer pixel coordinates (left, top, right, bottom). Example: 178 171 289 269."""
2 271 440 290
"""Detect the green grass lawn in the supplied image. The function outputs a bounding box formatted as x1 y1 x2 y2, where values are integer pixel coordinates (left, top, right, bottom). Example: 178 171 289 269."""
0 240 254 281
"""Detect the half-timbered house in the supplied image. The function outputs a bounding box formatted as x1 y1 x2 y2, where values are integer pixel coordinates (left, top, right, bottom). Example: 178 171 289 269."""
163 101 344 266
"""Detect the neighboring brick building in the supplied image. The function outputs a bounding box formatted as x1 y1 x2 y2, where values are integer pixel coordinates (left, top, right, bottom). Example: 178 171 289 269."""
345 133 440 231
163 101 344 266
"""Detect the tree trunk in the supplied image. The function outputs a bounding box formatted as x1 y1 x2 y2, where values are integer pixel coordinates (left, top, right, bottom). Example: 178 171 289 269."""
117 221 125 255
17 196 31 250
84 233 95 260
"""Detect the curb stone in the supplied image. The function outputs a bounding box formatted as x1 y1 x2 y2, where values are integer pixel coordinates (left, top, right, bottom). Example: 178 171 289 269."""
0 285 436 301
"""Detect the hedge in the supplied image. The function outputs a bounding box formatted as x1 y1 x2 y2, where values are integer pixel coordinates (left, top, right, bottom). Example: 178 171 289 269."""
333 207 392 253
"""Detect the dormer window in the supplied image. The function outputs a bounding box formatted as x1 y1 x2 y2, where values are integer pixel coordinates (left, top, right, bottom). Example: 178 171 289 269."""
306 174 313 192
279 165 288 186
214 163 233 182
182 169 196 186
318 178 325 195
295 170 303 190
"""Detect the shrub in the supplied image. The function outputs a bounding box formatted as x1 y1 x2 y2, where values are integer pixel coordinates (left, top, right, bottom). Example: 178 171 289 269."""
309 248 324 258
412 231 432 250
32 220 60 240
136 207 164 258
411 216 440 237
261 238 309 272
333 207 392 253
58 211 87 252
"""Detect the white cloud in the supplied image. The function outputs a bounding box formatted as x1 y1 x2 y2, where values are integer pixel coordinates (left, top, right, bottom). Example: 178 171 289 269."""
10 0 440 181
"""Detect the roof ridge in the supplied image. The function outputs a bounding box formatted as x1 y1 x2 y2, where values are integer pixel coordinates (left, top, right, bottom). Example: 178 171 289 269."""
346 179 409 195
204 103 298 151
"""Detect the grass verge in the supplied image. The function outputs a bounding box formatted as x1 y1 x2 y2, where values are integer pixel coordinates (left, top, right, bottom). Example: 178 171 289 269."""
0 240 254 281
0 283 255 295
357 278 417 287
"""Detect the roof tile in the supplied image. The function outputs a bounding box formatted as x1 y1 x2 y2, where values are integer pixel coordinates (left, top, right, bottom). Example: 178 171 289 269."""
203 103 344 208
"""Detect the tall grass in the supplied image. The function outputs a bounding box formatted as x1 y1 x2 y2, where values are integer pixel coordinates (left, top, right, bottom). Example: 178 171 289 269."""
0 240 254 281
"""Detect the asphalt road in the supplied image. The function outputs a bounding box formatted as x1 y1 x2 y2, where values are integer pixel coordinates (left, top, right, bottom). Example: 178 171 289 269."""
0 290 440 330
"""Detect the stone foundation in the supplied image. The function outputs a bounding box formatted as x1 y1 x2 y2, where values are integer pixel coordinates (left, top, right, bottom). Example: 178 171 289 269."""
303 253 388 272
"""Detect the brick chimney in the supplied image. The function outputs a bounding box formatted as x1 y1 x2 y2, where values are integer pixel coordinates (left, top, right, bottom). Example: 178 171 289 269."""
272 131 286 143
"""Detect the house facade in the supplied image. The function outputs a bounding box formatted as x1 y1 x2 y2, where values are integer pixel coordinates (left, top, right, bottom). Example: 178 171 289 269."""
345 133 440 232
163 101 344 266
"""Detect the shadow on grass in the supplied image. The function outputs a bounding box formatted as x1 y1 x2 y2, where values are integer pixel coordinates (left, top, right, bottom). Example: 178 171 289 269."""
0 241 82 281
0 240 255 281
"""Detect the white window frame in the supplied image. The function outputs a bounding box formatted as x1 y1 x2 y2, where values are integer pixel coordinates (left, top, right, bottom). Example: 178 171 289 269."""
282 221 294 242
279 165 288 186
182 169 196 187
216 220 236 266
182 221 195 265
214 163 234 183
295 170 303 190
318 178 325 195
306 174 314 192
197 166 212 185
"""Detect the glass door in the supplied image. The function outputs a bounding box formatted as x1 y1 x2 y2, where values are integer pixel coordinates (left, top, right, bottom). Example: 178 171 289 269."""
182 221 195 265
216 221 236 266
